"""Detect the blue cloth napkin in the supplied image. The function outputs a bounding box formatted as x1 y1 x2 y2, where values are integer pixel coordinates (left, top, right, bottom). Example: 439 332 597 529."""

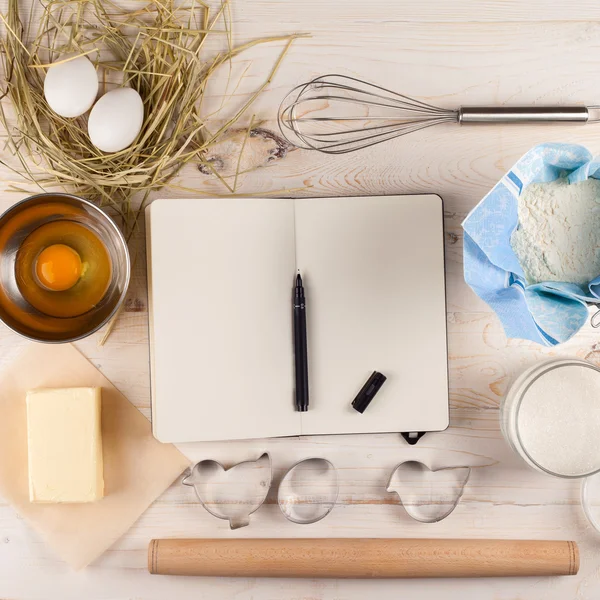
462 143 600 346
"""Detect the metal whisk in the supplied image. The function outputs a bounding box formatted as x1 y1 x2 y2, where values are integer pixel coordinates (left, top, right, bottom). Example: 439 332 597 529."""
278 74 600 154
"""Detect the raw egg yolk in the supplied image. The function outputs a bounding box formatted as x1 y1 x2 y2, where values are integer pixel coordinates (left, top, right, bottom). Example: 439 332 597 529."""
35 244 82 291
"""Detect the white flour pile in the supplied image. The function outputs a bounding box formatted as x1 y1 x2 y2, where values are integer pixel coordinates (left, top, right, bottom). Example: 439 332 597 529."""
511 176 600 285
518 364 600 476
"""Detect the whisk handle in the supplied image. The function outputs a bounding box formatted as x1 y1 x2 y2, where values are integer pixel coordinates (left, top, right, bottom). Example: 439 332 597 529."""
458 106 589 124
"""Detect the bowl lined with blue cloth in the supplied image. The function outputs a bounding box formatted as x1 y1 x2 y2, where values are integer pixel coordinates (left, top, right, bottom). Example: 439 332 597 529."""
462 143 600 346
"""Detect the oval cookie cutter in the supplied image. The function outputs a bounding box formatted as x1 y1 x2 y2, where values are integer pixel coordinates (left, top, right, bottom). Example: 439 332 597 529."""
183 452 272 529
386 460 471 523
278 458 339 524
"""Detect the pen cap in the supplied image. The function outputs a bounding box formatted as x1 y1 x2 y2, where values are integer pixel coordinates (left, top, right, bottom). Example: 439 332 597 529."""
352 371 387 414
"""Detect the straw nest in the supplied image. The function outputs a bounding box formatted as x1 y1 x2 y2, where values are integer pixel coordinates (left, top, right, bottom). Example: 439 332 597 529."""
0 0 302 234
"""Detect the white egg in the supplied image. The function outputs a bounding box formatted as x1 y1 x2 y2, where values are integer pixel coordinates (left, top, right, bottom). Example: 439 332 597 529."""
43 55 99 118
87 87 144 153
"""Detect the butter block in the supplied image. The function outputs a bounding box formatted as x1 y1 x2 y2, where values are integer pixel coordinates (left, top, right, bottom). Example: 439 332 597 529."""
26 387 104 503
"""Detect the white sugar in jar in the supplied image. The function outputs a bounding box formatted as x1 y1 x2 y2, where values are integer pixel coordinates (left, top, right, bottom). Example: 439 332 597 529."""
501 359 600 478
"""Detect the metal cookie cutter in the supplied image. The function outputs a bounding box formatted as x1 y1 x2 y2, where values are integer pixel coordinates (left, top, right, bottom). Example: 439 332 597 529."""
183 452 272 529
278 458 339 524
386 460 471 523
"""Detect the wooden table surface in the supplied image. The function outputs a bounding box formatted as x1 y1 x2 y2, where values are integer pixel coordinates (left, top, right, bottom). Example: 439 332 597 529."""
3 0 600 598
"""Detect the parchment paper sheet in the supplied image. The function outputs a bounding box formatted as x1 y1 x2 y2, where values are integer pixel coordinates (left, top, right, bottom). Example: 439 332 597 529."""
0 342 190 569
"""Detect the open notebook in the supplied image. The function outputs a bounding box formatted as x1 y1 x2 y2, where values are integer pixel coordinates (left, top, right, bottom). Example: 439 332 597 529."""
146 195 448 443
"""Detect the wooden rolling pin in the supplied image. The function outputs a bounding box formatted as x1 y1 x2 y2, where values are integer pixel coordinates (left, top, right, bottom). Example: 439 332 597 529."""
148 538 579 578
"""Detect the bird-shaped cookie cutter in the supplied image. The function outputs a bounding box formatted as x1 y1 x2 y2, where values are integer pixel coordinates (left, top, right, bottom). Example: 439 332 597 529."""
386 460 471 523
183 453 272 529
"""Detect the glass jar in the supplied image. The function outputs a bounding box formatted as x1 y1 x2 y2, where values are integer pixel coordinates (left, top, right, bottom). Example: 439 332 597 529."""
500 358 600 479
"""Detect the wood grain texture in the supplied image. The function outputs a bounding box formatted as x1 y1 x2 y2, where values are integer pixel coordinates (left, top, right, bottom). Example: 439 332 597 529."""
2 0 600 598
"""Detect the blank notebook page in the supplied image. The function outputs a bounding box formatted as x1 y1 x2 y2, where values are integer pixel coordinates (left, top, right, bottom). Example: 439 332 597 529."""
147 198 298 442
147 195 448 443
295 195 448 435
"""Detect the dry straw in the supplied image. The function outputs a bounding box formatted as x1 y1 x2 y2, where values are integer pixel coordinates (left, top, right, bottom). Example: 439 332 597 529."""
0 0 303 235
